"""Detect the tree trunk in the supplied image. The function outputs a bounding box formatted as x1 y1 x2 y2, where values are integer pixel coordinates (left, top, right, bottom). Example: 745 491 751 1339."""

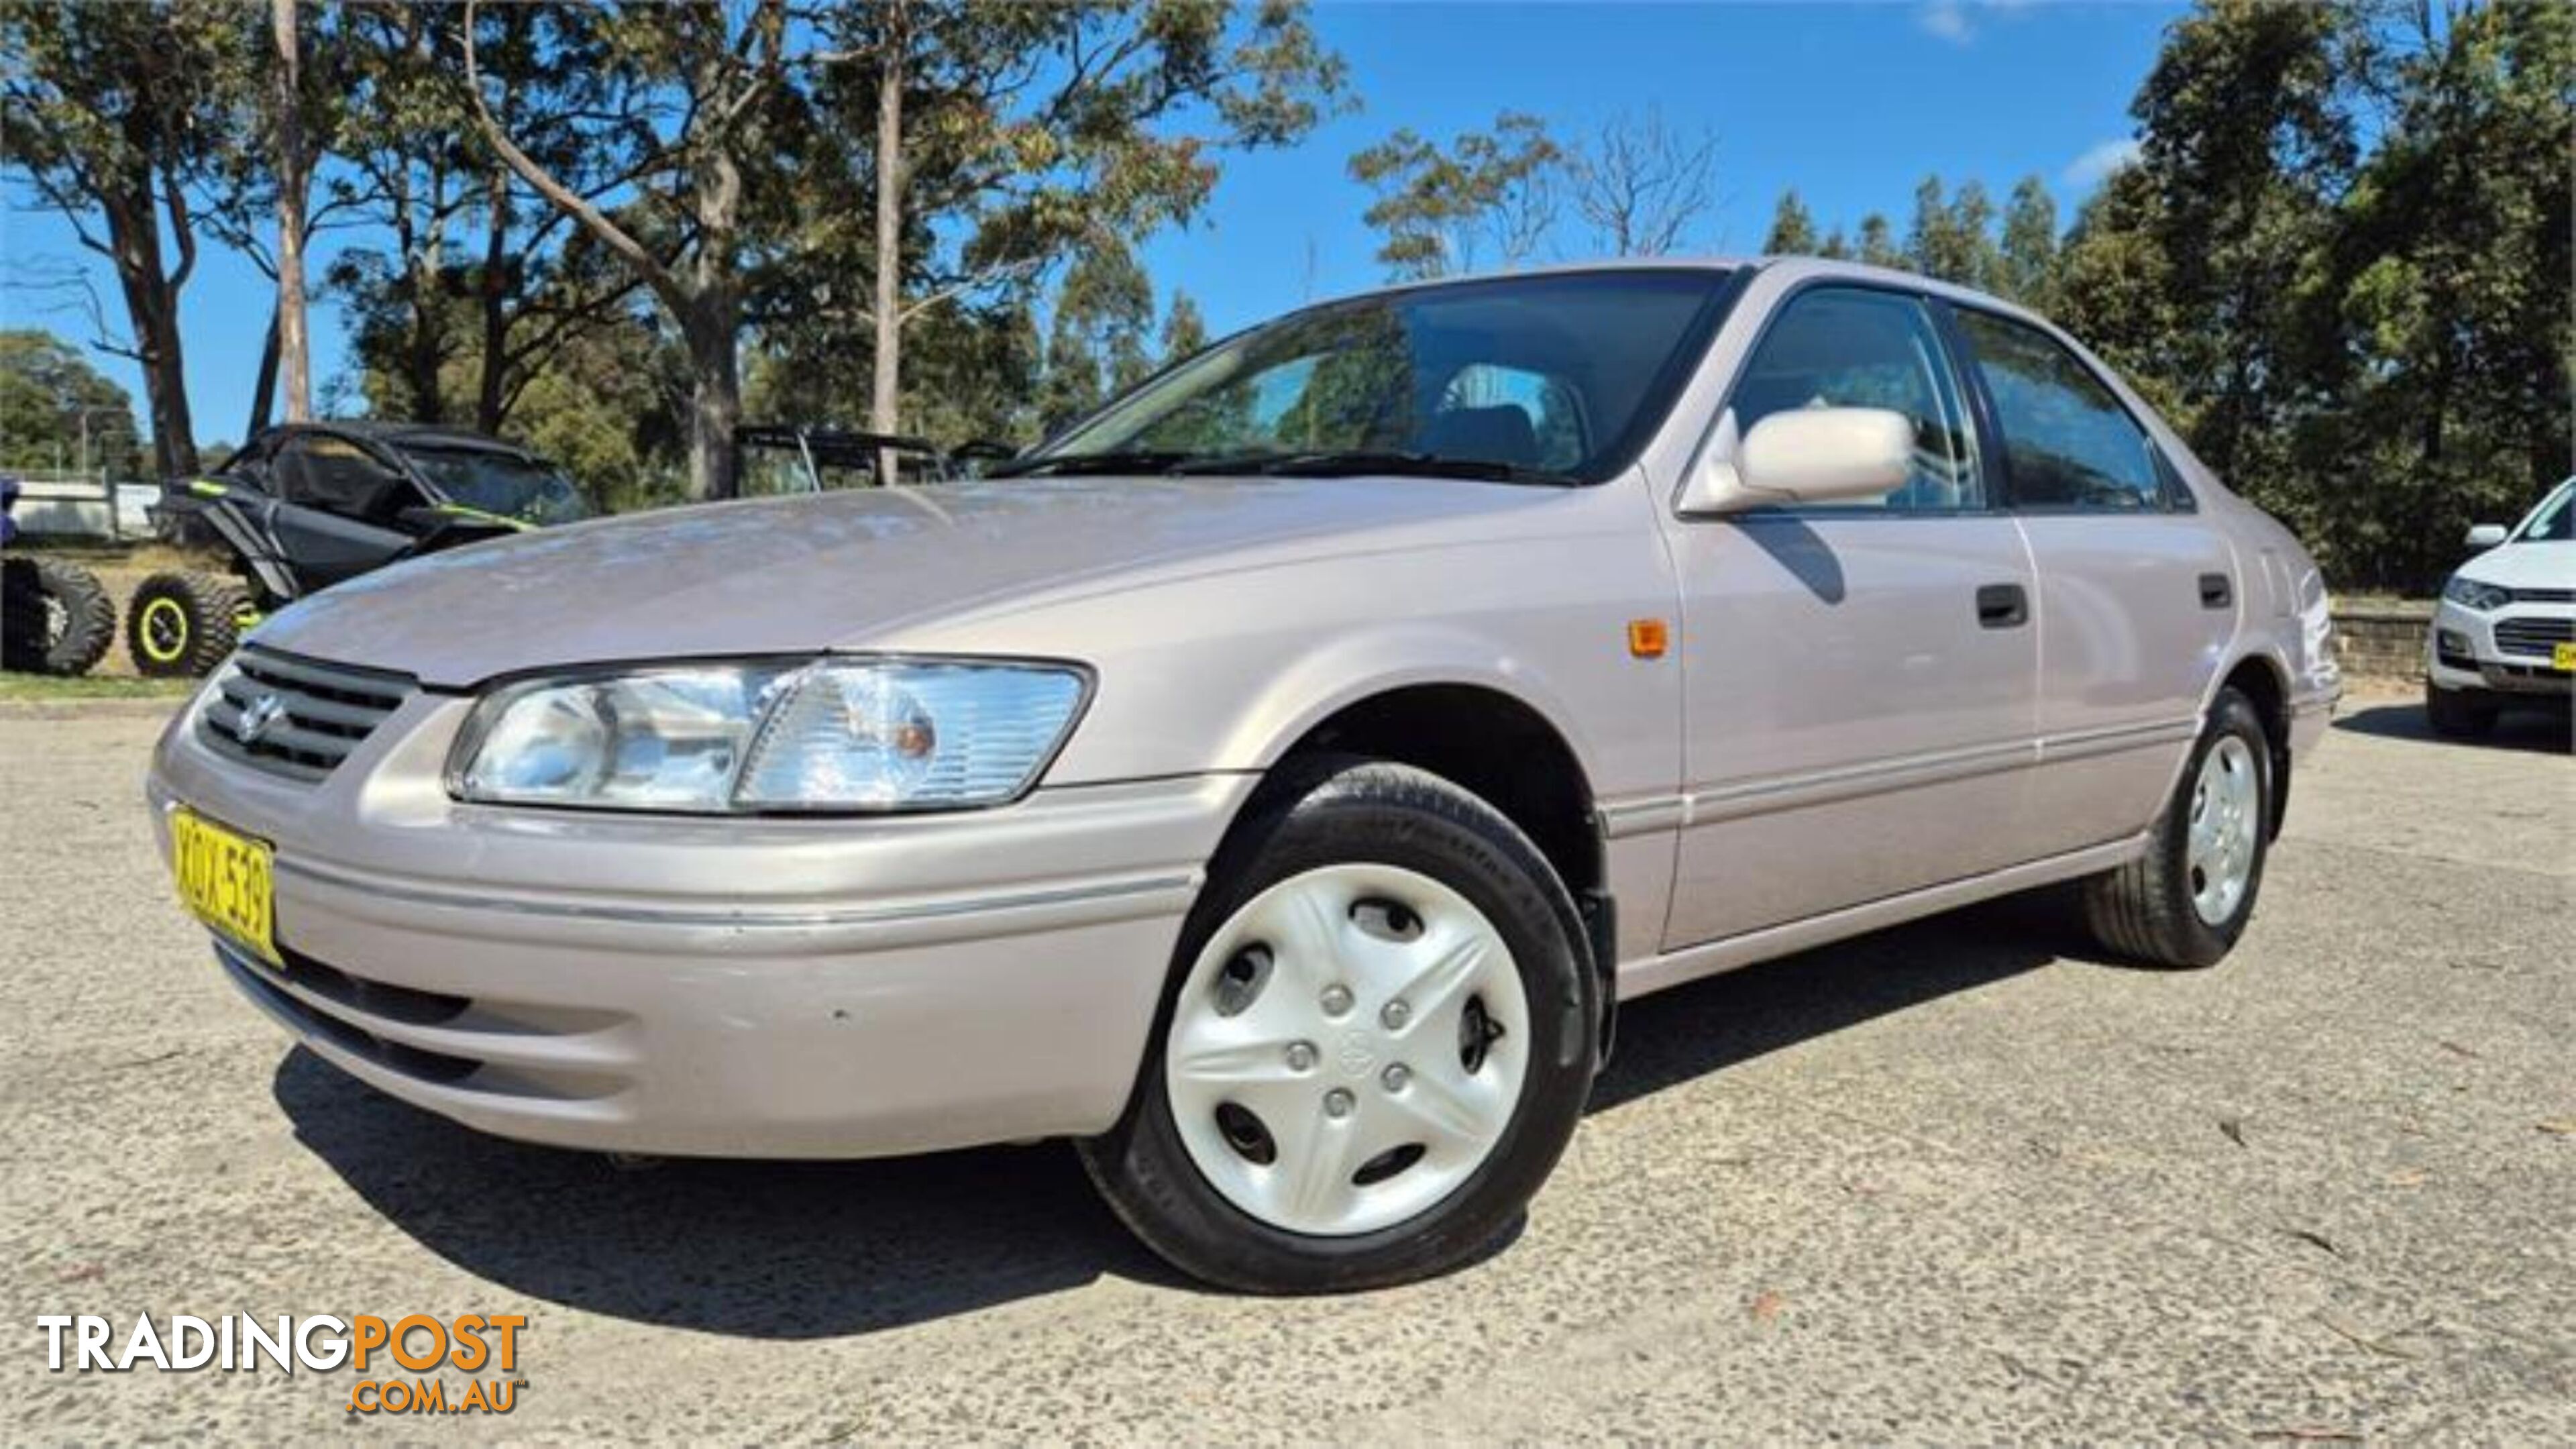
475 168 513 434
246 306 281 439
272 0 311 423
101 187 197 478
870 22 906 483
684 309 741 503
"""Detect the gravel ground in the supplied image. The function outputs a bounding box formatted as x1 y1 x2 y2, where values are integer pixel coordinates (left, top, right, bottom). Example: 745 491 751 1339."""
3 686 2569 1443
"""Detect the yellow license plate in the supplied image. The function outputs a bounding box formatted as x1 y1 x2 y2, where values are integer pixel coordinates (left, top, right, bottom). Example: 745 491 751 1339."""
170 808 280 968
2556 642 2576 672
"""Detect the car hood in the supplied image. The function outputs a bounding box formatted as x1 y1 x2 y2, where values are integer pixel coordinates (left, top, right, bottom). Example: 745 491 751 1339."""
2457 538 2575 592
249 476 1560 686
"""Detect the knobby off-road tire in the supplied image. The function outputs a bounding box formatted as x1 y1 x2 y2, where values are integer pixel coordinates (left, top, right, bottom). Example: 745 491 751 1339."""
1 557 115 676
126 570 252 678
2084 687 2273 969
1079 759 1597 1294
2423 681 2498 740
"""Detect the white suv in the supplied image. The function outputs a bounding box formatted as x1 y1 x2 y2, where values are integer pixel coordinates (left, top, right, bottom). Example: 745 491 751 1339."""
2426 477 2575 737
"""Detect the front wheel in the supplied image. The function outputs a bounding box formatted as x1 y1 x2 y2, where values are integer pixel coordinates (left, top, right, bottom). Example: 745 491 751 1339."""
1079 760 1596 1293
125 570 252 678
2082 688 2273 968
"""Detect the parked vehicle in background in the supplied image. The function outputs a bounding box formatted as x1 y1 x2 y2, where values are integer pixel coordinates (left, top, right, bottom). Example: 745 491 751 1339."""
2424 477 2575 737
133 423 590 677
734 425 958 493
148 259 2339 1293
0 475 115 676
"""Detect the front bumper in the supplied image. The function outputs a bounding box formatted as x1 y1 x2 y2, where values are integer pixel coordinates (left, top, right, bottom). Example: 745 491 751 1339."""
150 687 1253 1158
2426 598 2575 698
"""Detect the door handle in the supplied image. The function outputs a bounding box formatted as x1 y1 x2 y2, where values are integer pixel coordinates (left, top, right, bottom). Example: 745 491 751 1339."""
1976 582 2028 629
2198 572 2233 609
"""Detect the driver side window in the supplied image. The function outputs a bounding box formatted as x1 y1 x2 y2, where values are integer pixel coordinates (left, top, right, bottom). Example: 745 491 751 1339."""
1729 287 1982 511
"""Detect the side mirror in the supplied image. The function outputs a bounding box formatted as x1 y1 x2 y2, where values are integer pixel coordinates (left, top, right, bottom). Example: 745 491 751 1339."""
1679 407 1914 515
2463 523 2508 549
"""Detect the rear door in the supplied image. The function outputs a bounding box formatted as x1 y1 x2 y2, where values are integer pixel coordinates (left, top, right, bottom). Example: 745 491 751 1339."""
1949 307 2236 858
1658 283 2042 949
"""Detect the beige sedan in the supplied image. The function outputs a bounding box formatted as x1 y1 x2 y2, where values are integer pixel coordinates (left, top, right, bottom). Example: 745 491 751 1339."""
148 259 2339 1293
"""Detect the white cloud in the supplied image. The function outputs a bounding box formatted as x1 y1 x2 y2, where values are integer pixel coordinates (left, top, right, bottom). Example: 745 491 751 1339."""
2062 137 2143 188
1919 1 1974 44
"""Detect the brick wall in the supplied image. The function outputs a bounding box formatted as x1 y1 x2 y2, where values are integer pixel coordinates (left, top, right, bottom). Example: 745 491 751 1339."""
2332 604 2434 681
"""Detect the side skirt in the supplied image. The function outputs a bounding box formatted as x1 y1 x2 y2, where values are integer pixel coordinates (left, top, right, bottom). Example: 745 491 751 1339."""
1615 833 2147 1002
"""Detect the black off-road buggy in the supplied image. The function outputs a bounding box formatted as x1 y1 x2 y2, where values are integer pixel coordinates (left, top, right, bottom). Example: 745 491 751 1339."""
134 423 588 676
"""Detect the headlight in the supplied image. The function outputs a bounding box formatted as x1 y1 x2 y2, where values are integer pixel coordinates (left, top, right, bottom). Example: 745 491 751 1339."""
451 659 1088 813
2442 574 2512 611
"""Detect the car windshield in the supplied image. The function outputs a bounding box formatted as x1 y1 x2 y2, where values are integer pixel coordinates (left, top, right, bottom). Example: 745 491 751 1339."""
401 446 590 525
1016 269 1738 484
2512 479 2573 543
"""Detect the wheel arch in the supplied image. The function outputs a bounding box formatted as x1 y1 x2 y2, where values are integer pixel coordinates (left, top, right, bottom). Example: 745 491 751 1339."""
1236 674 1617 1062
2210 649 2294 840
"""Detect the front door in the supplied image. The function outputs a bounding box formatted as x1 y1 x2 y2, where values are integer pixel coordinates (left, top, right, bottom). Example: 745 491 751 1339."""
1658 284 2041 949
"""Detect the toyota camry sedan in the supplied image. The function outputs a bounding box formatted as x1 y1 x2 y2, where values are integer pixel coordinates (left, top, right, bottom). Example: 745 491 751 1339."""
149 259 2339 1293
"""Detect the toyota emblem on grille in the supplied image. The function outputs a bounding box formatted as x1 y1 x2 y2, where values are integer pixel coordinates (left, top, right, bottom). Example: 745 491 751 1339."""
235 692 286 745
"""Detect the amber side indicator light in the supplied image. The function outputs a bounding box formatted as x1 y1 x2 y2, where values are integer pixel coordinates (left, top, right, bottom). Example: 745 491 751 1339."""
1627 619 1670 659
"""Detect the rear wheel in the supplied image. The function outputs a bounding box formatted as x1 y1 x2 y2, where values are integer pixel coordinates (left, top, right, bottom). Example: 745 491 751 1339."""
2424 680 2498 739
2 557 117 676
2083 688 2272 969
1079 760 1595 1293
126 571 252 678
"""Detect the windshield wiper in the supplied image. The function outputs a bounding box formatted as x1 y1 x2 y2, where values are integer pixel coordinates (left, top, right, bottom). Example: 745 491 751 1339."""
983 449 1192 479
1167 449 1579 486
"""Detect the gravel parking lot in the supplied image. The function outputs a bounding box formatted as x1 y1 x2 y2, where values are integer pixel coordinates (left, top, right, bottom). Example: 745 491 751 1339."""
3 687 2569 1442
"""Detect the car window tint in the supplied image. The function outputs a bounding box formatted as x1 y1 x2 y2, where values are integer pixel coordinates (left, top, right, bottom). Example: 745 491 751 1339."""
274 438 410 520
1955 310 2162 511
1730 287 1980 510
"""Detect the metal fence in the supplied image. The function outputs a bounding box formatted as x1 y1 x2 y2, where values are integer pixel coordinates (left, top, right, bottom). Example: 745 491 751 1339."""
5 470 155 542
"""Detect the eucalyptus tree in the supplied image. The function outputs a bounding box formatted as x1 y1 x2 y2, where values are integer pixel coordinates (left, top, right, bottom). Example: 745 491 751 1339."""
1 1 252 476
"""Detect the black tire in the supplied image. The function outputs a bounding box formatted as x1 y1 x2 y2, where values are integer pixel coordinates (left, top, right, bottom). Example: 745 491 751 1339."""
2083 688 2273 969
1 557 115 676
125 570 251 678
2424 680 2498 739
1077 759 1597 1294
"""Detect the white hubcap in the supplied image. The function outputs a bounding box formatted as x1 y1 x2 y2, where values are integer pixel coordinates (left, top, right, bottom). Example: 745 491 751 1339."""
2188 736 2260 926
1164 863 1529 1237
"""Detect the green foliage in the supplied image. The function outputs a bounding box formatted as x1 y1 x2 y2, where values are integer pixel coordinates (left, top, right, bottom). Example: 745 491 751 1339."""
1759 2 2568 590
1161 291 1211 363
1041 246 1157 433
0 330 144 476
1763 191 1821 255
1349 112 1560 278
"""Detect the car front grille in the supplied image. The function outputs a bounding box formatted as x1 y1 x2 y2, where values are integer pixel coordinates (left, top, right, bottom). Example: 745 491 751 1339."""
198 647 416 781
2508 586 2576 604
2493 615 2575 659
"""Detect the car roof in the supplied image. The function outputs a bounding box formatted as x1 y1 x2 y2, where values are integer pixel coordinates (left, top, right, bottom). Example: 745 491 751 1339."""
266 421 541 458
1304 256 2053 329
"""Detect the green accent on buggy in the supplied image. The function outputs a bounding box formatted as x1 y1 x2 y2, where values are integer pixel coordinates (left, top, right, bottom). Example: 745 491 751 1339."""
186 479 227 498
429 500 538 531
233 604 265 629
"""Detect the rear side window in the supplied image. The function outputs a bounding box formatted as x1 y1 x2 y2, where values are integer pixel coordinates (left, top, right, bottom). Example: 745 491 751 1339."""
1954 310 2162 510
1729 286 1982 511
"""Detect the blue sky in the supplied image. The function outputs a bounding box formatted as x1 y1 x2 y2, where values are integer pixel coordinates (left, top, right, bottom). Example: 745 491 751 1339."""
1 0 2184 450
